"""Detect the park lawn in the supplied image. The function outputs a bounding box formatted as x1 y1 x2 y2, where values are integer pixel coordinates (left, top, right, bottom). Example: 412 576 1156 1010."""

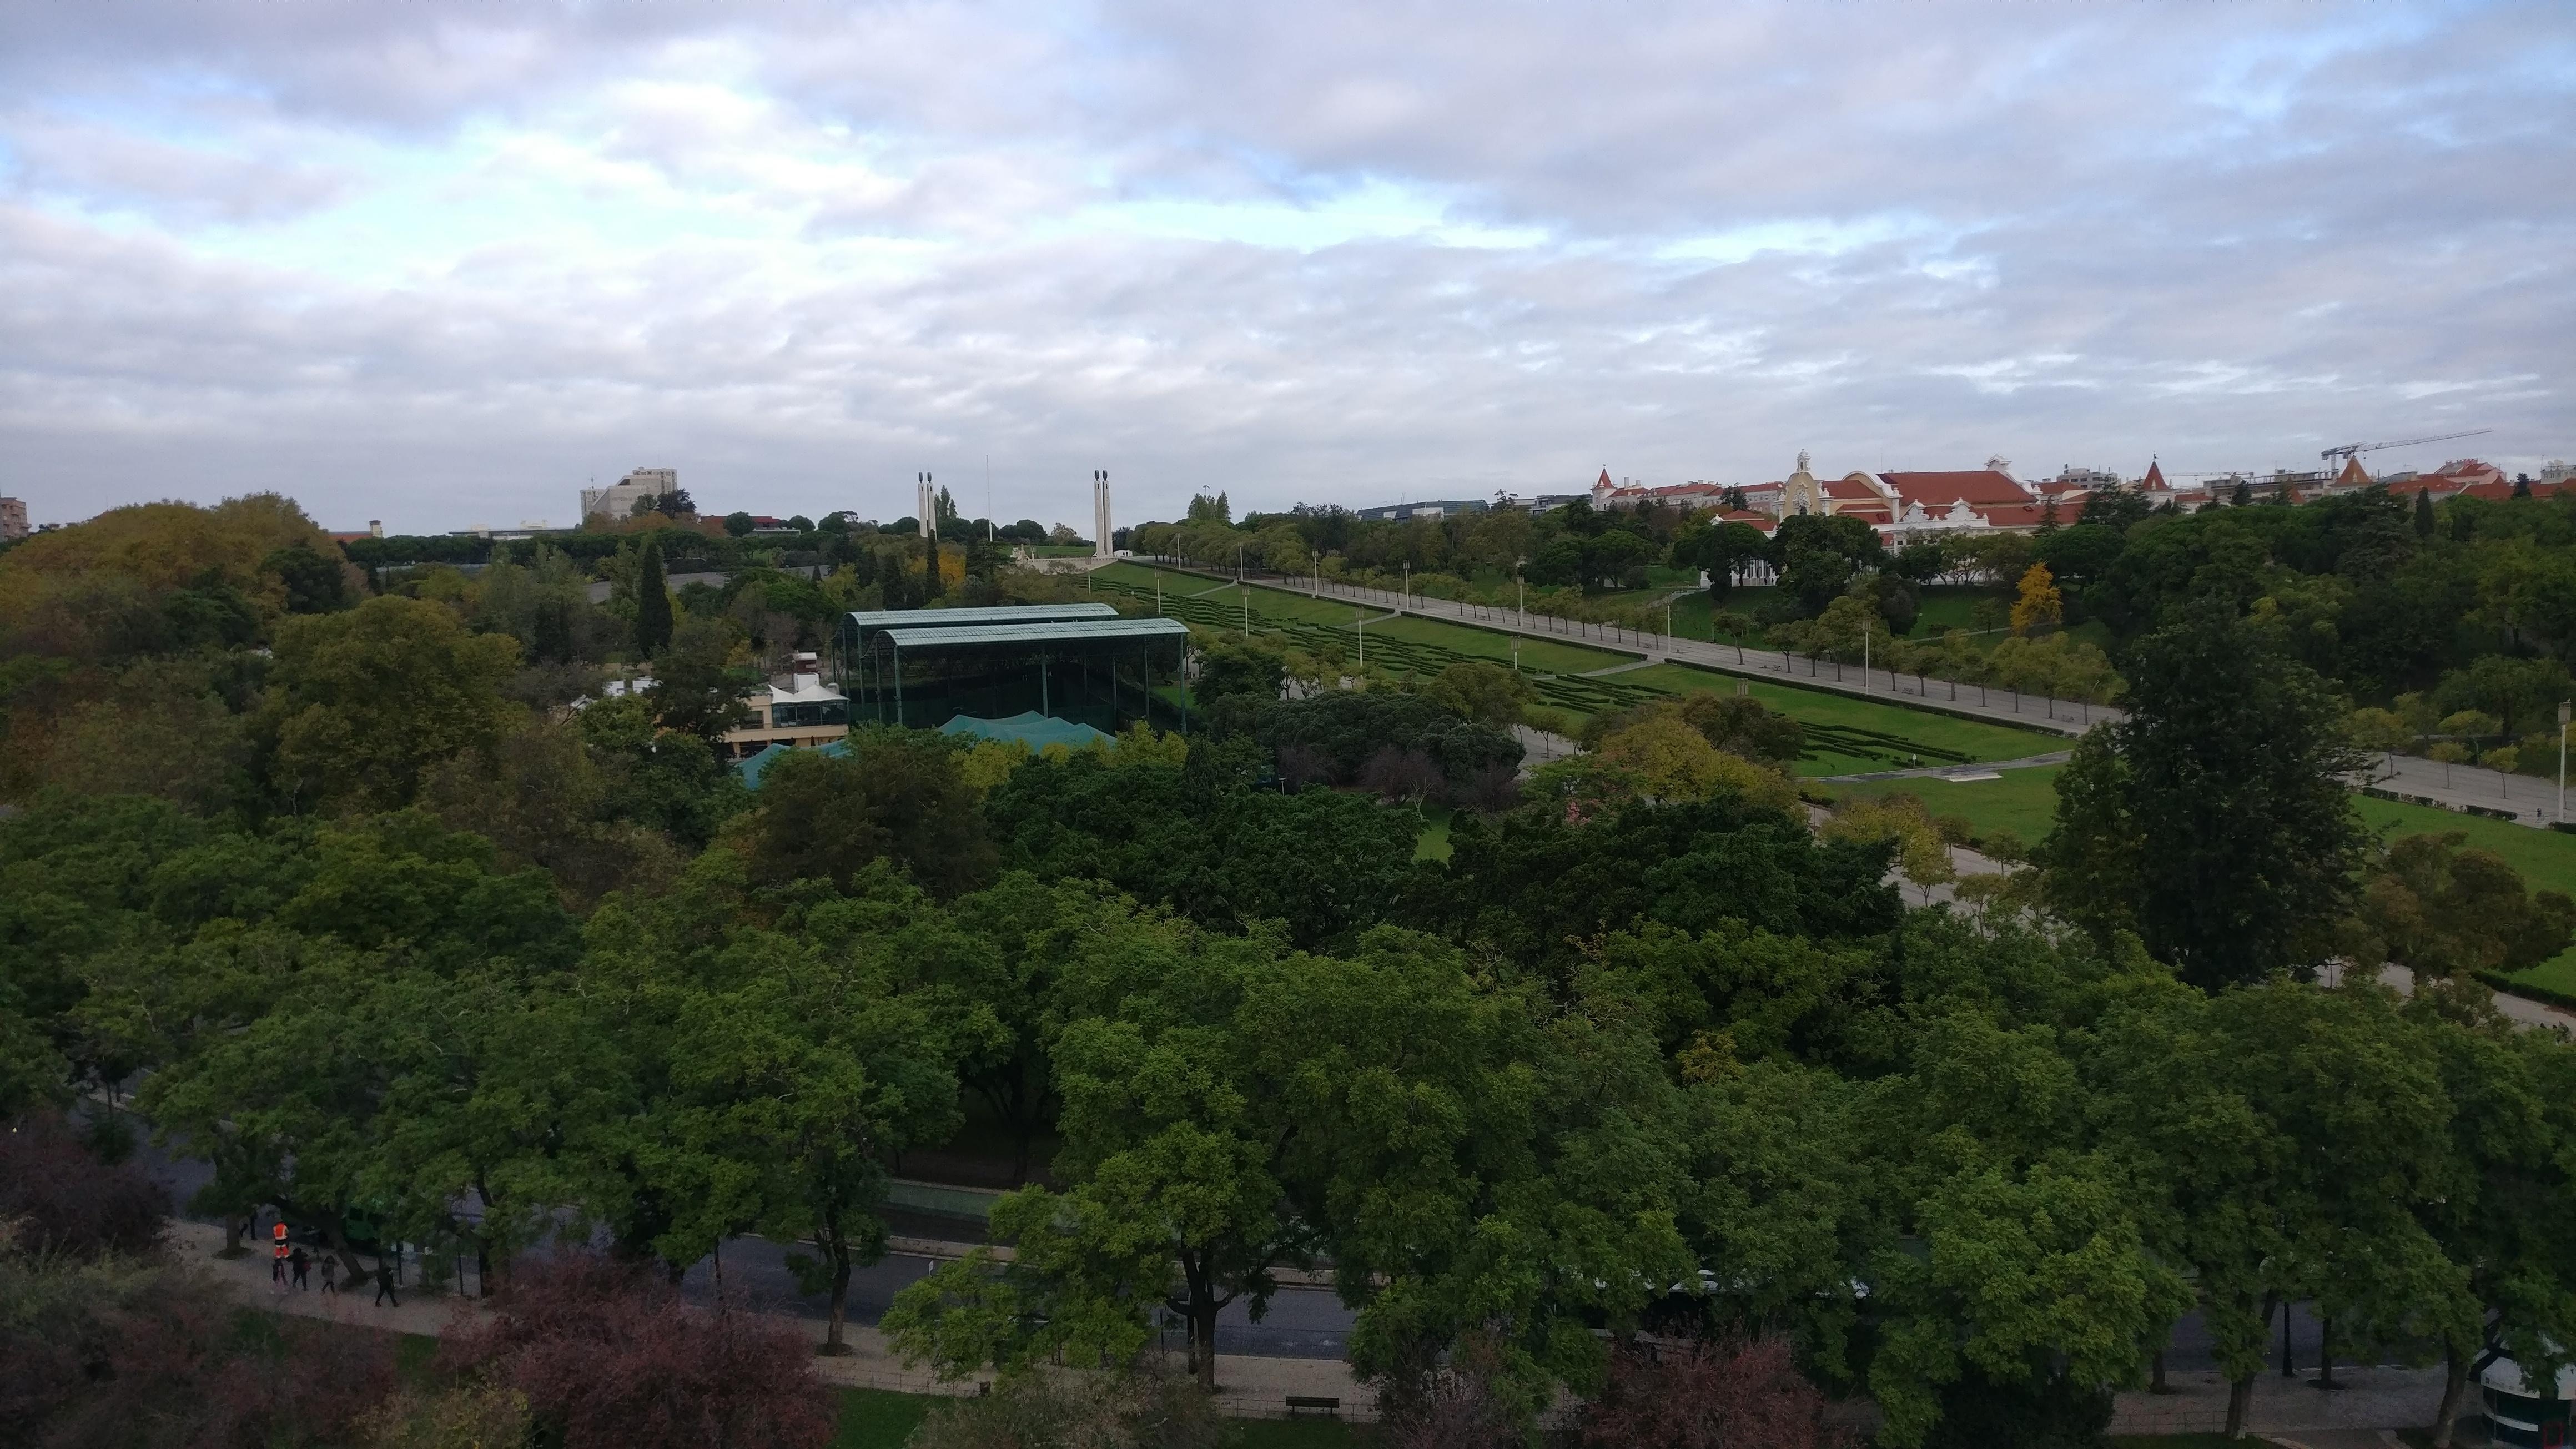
829 1390 1355 1448
1415 803 1455 861
1240 1416 1362 1447
1911 586 1998 635
1832 766 2066 849
1105 562 1641 668
1620 663 2064 776
1666 590 1718 641
2354 795 2576 995
1364 612 1635 675
833 1388 935 1449
1821 777 2576 994
1098 564 1408 628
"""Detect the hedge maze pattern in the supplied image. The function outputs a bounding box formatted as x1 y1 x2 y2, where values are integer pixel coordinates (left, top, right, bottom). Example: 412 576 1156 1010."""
1093 573 1980 770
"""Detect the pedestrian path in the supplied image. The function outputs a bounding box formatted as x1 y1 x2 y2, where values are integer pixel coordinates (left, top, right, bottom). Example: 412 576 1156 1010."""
177 1219 2478 1436
2368 753 2572 829
173 1221 1366 1420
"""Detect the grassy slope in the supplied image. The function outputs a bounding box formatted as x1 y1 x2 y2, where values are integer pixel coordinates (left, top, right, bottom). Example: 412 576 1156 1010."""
1100 561 2576 989
1831 766 2066 847
1622 663 2062 777
1415 803 1455 862
2354 796 2576 994
1832 769 2576 994
1095 561 1637 675
1364 613 1633 675
833 1388 935 1449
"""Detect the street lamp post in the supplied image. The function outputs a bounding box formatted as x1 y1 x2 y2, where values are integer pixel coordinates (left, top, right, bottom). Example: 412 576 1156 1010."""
2559 700 2570 823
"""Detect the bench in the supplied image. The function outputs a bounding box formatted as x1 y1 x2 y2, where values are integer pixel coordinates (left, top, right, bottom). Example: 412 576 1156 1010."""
1285 1396 1341 1416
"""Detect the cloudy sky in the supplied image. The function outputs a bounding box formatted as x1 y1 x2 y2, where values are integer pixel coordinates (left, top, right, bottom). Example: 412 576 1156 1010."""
2 1 2570 534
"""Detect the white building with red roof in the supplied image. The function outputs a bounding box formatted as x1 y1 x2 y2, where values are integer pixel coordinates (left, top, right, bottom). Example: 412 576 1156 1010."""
1588 467 1733 509
1587 452 2275 540
1764 451 2046 540
2388 457 2534 502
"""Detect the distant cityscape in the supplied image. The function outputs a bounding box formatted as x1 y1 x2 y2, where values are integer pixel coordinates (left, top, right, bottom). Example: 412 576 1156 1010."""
6 446 2569 549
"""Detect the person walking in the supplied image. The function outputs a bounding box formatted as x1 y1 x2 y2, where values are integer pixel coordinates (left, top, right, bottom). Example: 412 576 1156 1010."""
373 1256 400 1309
319 1254 339 1295
270 1220 290 1290
289 1246 309 1291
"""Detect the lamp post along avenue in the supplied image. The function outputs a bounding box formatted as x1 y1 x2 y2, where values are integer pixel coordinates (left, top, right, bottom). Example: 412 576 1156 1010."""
2559 699 2570 823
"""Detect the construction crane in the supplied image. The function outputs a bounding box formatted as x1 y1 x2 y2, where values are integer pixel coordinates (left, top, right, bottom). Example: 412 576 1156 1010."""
2319 429 2491 464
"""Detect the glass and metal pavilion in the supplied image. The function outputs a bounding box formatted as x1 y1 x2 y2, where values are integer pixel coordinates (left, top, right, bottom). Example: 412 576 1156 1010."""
844 613 1191 734
831 602 1118 680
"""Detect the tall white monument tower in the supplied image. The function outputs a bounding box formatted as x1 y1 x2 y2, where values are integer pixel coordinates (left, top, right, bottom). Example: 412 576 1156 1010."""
917 473 934 538
1092 470 1112 557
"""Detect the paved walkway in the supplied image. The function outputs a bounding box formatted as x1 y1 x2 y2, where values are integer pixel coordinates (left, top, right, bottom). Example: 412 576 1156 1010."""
173 1221 1367 1418
2368 753 2573 829
184 1214 2486 1438
2110 1364 2451 1441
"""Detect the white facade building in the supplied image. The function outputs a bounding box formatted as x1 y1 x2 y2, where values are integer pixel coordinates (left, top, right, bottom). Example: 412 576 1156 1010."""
580 467 678 523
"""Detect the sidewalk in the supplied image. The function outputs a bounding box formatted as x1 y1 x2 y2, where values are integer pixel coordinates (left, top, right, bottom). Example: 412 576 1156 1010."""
2111 1362 2450 1440
2369 752 2572 829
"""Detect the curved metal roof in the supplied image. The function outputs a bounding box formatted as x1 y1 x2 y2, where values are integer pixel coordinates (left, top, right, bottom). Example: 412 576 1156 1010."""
880 616 1189 650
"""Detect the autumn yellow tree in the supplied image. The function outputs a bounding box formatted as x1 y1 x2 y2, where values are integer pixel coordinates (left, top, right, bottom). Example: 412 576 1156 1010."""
1591 715 1800 814
1824 791 1956 902
2009 561 2063 636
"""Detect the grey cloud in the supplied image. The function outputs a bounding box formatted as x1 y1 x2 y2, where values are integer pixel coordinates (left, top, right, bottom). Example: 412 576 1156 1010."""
3 112 351 224
0 0 2569 531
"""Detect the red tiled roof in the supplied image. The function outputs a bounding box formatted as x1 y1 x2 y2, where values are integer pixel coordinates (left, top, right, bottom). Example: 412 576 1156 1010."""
1838 507 1893 524
1602 481 1728 504
1976 504 2050 529
1876 469 2035 507
2141 460 2169 492
1821 476 1886 500
2426 461 2505 490
2456 478 2565 504
1596 468 1613 488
